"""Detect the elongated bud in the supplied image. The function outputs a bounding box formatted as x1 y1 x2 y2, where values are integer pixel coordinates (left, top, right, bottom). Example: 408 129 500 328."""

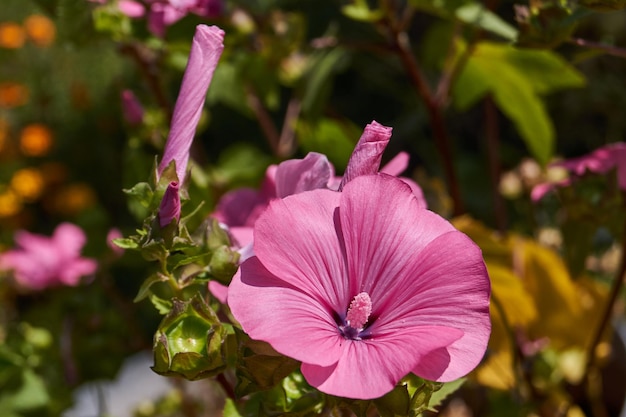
158 181 181 228
158 25 225 183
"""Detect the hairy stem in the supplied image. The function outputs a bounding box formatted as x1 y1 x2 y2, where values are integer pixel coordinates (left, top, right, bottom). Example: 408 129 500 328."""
569 38 626 59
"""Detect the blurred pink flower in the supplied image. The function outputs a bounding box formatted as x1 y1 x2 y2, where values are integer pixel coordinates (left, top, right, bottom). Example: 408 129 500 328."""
146 0 223 37
532 142 626 201
213 121 426 247
228 174 491 399
121 89 144 126
107 228 125 257
158 24 224 183
0 223 97 290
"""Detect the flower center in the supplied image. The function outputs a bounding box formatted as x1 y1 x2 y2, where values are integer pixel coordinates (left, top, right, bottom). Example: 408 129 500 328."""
340 292 372 340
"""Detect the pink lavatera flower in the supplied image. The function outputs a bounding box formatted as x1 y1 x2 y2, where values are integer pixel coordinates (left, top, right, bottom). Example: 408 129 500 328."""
0 223 97 290
532 142 626 201
158 24 224 183
228 175 491 399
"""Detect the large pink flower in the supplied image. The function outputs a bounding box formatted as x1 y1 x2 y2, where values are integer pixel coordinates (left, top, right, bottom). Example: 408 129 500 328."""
532 142 626 201
228 175 491 399
0 223 97 290
158 24 224 182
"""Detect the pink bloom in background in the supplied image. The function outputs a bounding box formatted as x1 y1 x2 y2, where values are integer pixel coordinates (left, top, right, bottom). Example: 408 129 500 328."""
228 175 491 399
121 89 144 126
213 121 426 247
0 223 97 290
147 0 223 37
107 228 125 257
532 142 626 201
158 181 181 227
158 24 224 182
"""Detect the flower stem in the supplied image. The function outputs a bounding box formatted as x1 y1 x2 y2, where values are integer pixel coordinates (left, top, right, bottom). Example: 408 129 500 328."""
582 211 626 380
387 23 465 215
569 38 626 59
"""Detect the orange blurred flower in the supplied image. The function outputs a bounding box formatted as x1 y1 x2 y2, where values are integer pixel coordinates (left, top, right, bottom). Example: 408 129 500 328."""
52 183 97 215
24 15 56 47
0 22 26 49
20 124 53 156
0 189 22 217
0 83 29 108
10 168 44 201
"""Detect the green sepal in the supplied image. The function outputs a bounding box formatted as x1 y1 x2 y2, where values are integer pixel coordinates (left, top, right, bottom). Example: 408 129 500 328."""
374 384 411 417
210 245 241 284
234 329 300 398
134 273 170 303
152 294 228 380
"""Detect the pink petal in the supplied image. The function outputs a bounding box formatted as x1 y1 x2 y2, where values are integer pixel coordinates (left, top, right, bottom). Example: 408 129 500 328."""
338 175 455 301
229 256 344 367
52 223 88 258
274 152 333 198
339 121 392 190
208 280 228 303
379 151 409 176
372 231 491 381
58 258 98 286
118 0 146 18
158 25 225 182
252 188 349 313
301 326 463 399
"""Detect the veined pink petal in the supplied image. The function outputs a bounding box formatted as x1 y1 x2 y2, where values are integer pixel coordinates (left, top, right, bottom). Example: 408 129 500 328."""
371 231 491 381
338 121 392 190
229 256 344 367
339 175 455 300
252 189 349 313
275 152 333 198
158 25 225 182
301 326 463 399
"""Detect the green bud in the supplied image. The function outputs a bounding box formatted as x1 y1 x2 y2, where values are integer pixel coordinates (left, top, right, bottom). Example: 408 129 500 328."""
209 245 240 284
515 3 576 49
152 295 227 380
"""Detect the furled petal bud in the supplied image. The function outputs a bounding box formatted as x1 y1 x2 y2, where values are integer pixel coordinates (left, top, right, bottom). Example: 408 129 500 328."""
158 181 181 228
158 25 225 182
339 121 392 190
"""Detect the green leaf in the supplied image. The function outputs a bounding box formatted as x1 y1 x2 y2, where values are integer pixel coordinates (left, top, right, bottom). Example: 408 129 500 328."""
301 48 350 119
427 378 466 411
123 182 154 208
296 118 361 172
134 273 170 302
342 2 385 22
455 4 518 41
374 384 410 417
223 398 244 417
149 293 173 315
112 237 139 250
9 369 49 411
453 41 585 164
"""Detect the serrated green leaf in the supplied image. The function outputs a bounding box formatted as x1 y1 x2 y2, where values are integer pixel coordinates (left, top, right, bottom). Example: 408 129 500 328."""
453 41 585 164
123 182 154 208
112 237 139 250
